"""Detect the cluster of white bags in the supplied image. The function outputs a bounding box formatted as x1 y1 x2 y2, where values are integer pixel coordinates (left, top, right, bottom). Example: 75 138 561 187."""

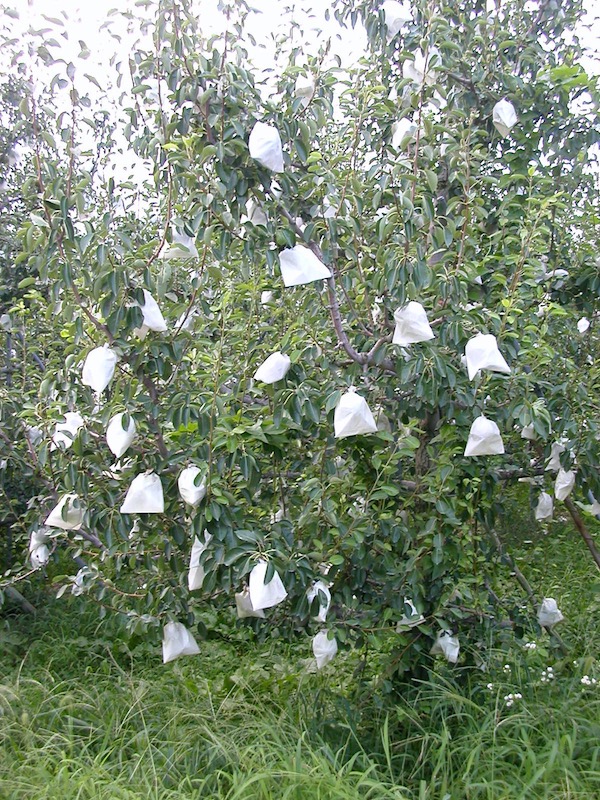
178 466 207 507
535 492 553 521
430 631 460 663
121 472 164 514
554 468 576 501
106 413 137 459
235 587 266 618
312 630 338 669
81 345 118 394
51 411 84 450
381 0 411 40
162 621 200 663
537 598 563 628
464 334 511 380
392 302 434 346
248 121 284 172
188 531 213 591
279 245 331 287
464 416 504 456
492 99 518 137
45 494 85 530
29 528 50 569
248 560 288 610
253 352 291 384
135 289 167 338
306 580 331 623
334 389 378 438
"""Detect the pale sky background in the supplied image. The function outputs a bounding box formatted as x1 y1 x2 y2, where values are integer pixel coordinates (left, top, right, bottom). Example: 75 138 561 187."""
4 0 598 198
14 0 600 76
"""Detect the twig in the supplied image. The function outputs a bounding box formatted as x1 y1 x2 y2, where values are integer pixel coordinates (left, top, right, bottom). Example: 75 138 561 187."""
564 497 600 570
488 526 568 654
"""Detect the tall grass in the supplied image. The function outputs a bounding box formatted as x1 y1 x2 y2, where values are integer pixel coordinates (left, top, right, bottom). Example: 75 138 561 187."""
1 598 599 799
1 510 599 799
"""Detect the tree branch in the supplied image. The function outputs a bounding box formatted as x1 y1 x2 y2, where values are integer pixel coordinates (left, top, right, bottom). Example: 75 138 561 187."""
564 497 600 570
262 187 395 372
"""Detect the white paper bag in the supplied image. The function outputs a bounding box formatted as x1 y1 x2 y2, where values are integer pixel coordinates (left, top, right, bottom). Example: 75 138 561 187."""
248 560 288 610
577 317 590 334
392 302 435 346
25 425 43 446
492 99 518 137
51 411 84 450
381 0 411 40
248 121 284 172
403 48 440 85
29 529 50 569
279 245 331 287
545 441 566 472
260 290 274 305
464 416 505 456
554 468 575 501
106 413 136 459
464 334 511 380
160 231 198 260
395 599 425 630
312 630 338 669
188 531 213 591
45 494 84 531
137 289 167 334
121 472 164 514
162 621 200 664
430 631 460 663
391 117 417 149
334 389 378 439
176 308 199 332
307 580 331 623
521 424 536 441
535 492 553 521
178 465 207 507
235 587 266 619
246 199 268 226
253 352 291 384
537 598 563 627
81 345 118 394
295 74 315 107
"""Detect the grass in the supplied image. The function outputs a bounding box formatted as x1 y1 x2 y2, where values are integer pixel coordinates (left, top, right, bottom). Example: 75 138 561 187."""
1 510 599 799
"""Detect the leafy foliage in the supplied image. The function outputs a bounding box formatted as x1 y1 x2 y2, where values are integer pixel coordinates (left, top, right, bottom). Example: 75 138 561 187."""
0 0 599 678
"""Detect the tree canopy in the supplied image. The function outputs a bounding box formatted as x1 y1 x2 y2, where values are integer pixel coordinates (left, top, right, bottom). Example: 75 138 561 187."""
1 0 598 677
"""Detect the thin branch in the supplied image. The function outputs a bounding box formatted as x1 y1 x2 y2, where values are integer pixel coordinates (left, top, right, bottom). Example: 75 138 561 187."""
489 526 568 654
564 497 600 570
263 187 395 372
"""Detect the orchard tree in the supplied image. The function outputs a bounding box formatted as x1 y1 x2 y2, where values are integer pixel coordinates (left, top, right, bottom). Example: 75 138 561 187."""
1 0 599 678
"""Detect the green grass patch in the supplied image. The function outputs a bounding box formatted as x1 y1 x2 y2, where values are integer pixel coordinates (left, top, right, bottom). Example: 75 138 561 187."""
1 509 599 799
